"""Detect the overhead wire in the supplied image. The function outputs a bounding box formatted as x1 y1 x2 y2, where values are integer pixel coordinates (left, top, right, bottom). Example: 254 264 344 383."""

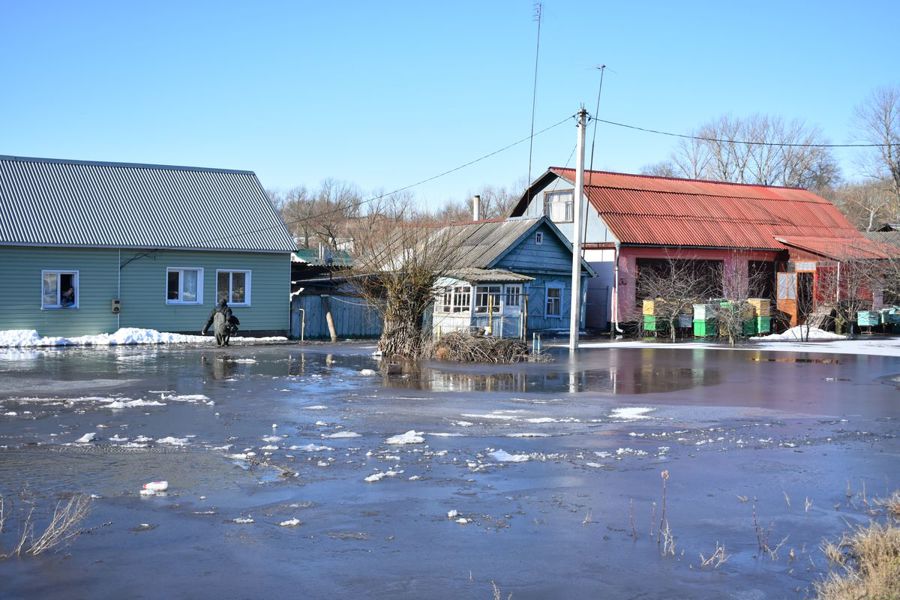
193 113 576 249
588 116 900 148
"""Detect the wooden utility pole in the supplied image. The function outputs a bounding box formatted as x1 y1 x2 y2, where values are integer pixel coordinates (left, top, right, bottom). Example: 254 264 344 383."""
569 107 588 352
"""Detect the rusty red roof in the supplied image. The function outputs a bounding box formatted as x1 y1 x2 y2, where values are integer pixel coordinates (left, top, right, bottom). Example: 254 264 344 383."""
549 168 876 257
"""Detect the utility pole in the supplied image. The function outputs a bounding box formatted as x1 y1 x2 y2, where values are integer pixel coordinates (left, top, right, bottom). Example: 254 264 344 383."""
569 107 588 352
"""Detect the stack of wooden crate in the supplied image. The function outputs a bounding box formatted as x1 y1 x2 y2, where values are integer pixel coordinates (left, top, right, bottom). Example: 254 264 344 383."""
747 298 772 334
692 303 718 337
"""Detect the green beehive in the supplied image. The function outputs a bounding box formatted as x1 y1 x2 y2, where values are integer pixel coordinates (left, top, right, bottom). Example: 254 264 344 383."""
643 315 657 332
742 319 758 336
857 311 881 327
693 320 716 337
756 316 772 334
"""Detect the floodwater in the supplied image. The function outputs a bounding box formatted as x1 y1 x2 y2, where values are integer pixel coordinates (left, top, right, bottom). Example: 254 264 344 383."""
0 343 897 599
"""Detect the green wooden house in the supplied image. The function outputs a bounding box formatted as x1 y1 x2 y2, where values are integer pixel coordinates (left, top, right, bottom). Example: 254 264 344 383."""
0 155 297 338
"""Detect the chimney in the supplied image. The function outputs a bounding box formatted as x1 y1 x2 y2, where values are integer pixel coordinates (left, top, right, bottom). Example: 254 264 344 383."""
472 195 481 221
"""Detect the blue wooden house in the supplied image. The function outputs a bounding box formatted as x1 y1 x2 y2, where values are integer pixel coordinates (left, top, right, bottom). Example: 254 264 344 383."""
0 155 297 338
431 216 595 338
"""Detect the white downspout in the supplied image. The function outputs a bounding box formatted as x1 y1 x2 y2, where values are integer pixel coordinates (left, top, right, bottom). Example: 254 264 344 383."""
613 242 623 334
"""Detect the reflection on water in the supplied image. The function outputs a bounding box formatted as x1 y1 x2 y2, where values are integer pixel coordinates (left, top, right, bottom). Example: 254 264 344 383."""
386 364 720 394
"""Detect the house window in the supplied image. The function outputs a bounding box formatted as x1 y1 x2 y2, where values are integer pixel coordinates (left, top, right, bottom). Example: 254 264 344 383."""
543 190 574 223
42 270 78 309
535 232 544 245
217 270 251 306
475 285 502 313
505 285 522 308
546 286 562 317
451 286 471 313
167 268 203 304
439 288 453 313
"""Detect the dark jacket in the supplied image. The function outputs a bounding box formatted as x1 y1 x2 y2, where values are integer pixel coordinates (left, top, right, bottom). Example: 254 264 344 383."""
203 301 233 335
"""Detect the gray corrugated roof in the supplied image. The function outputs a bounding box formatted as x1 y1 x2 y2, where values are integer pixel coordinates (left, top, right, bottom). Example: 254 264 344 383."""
446 268 534 283
866 230 900 248
0 155 296 253
436 218 541 269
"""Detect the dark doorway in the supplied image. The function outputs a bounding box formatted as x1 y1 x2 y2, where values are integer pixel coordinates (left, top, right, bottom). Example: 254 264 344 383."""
748 261 776 299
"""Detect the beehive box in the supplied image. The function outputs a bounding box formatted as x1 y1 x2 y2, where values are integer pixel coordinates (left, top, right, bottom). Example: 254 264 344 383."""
677 314 692 328
742 319 758 336
643 299 664 316
747 298 771 317
857 311 881 327
693 320 716 337
643 315 658 332
693 303 717 320
756 316 772 334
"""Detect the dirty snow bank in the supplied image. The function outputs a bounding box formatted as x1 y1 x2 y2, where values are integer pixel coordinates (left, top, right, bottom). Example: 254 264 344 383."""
0 328 286 348
752 326 845 341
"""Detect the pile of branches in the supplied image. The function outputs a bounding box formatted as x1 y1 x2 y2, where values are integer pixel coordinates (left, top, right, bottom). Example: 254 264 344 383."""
432 332 529 363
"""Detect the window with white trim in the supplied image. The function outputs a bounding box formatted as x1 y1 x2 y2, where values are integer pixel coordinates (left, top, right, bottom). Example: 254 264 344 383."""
504 284 522 308
438 288 453 313
42 270 79 309
546 286 562 317
166 268 203 304
451 286 471 313
475 285 502 313
543 190 574 223
217 270 251 305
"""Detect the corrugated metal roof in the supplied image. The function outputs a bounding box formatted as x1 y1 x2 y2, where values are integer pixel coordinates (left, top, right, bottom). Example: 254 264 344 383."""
435 218 541 269
446 268 534 283
0 155 296 253
866 230 900 248
776 236 899 260
549 168 868 252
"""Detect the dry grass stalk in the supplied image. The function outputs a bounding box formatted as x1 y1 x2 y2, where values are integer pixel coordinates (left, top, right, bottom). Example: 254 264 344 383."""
432 332 528 364
815 520 900 600
874 492 900 520
490 580 512 600
0 493 91 559
27 495 91 556
700 542 729 568
629 498 637 540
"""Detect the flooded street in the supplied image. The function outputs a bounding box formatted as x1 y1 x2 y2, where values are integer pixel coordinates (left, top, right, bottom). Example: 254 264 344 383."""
1 344 898 599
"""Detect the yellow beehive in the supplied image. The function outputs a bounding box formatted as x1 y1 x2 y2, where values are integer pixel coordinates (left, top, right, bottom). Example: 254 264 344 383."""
747 298 771 317
643 298 664 316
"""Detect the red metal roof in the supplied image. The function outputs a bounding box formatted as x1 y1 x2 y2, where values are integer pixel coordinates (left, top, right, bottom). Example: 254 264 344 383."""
551 168 875 257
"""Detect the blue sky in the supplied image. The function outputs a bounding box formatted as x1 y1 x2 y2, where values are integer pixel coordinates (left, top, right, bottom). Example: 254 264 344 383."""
2 1 897 210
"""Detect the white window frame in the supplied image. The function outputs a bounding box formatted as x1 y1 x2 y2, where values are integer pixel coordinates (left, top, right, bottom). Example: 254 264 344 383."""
535 231 544 245
504 284 522 309
451 286 471 313
546 285 563 317
543 190 574 223
475 285 502 314
166 267 204 305
41 270 79 310
216 269 252 306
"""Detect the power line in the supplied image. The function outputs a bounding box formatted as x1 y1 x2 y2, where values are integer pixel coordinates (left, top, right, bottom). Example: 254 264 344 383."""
195 114 576 248
590 116 900 148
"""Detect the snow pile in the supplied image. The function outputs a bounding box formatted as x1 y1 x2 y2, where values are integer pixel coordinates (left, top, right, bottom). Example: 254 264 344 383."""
385 430 425 445
0 328 287 348
753 326 846 341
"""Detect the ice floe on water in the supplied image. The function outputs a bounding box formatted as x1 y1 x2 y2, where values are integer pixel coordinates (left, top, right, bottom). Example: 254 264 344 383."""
506 432 550 438
610 407 654 420
359 369 377 376
76 432 97 443
385 430 424 445
322 431 361 439
364 470 402 483
156 436 190 446
279 518 302 527
289 444 332 452
490 449 530 463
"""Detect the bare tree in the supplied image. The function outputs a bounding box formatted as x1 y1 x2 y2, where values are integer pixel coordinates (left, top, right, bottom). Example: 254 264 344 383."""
636 256 718 342
657 114 840 190
854 85 900 202
351 201 463 361
832 181 898 231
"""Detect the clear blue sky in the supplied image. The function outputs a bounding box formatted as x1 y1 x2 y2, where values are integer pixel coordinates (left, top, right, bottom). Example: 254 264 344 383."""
2 1 897 210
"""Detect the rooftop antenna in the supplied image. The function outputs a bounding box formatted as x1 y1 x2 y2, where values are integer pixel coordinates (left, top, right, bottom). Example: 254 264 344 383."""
527 2 543 191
